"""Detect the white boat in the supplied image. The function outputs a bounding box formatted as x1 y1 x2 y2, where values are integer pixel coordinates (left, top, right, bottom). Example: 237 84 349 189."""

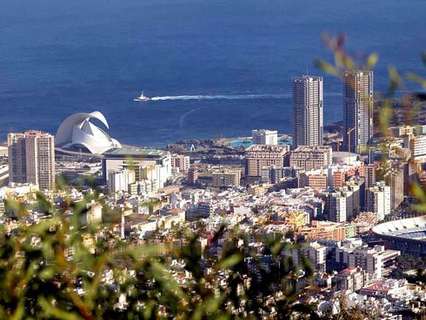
134 91 151 102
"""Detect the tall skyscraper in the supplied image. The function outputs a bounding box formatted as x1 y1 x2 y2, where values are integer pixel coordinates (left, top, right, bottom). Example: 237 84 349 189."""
293 75 324 147
343 71 374 153
8 131 56 190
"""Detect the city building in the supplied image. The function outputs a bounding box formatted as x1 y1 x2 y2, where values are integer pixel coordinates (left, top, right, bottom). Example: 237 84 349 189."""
335 239 400 279
364 163 377 190
290 145 332 171
251 129 278 145
332 170 346 188
366 181 391 221
293 75 324 147
344 182 362 219
298 170 328 191
245 145 289 178
185 201 214 221
55 111 121 155
303 241 327 273
409 134 426 161
343 71 374 153
389 162 404 210
8 131 56 190
211 168 241 188
389 125 415 138
107 169 136 194
334 267 369 292
102 145 172 192
171 154 190 174
325 184 361 223
326 191 348 223
187 166 199 185
261 165 289 184
332 151 359 166
298 220 354 241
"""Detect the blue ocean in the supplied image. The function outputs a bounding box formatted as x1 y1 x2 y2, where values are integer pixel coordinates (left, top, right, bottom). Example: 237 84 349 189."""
0 0 425 147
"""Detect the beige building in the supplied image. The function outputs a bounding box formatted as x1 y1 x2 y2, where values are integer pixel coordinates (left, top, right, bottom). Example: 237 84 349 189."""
211 168 241 188
343 71 374 153
389 162 405 210
298 170 328 191
290 145 332 171
8 131 55 190
293 75 324 147
171 154 190 173
245 145 289 178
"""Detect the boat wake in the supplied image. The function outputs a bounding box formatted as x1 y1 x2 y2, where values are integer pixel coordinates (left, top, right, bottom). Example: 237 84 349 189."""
148 92 341 101
150 94 290 101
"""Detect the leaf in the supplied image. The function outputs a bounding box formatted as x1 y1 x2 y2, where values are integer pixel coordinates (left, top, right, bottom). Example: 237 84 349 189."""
10 301 25 320
314 59 338 76
406 72 426 89
204 296 224 314
150 260 186 300
39 297 82 320
387 66 402 95
379 102 393 136
366 52 379 69
218 253 242 269
411 183 426 203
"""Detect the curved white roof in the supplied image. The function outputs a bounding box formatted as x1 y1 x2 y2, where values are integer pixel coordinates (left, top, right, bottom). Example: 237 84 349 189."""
55 111 121 154
372 216 426 241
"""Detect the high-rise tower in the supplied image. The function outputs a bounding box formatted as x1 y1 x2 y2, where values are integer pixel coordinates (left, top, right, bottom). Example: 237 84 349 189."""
293 75 324 147
343 71 374 153
8 131 56 190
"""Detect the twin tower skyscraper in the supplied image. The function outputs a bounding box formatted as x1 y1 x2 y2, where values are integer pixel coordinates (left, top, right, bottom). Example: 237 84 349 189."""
293 71 374 153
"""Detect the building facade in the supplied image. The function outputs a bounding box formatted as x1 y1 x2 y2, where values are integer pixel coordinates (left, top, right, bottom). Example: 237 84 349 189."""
171 154 190 174
293 75 324 147
326 191 348 223
252 129 278 145
389 163 405 210
366 181 391 221
343 71 374 153
8 131 56 190
290 145 332 171
245 145 289 178
102 146 172 193
299 170 328 191
211 168 241 188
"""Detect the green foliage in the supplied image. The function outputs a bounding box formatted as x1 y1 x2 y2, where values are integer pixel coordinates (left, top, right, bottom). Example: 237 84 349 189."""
0 193 323 319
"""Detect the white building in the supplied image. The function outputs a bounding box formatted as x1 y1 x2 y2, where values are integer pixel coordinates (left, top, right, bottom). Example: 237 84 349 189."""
55 111 121 155
103 146 172 193
410 134 426 160
171 154 190 174
303 242 327 272
326 191 348 223
108 169 135 194
293 75 324 147
252 129 278 145
366 181 391 221
336 239 400 280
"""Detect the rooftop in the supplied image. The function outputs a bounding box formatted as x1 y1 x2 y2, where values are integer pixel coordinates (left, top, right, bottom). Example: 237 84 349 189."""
104 145 168 159
292 145 332 153
246 144 289 153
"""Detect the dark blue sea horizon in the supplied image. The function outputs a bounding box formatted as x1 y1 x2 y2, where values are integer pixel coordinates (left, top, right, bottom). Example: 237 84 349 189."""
0 0 425 147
